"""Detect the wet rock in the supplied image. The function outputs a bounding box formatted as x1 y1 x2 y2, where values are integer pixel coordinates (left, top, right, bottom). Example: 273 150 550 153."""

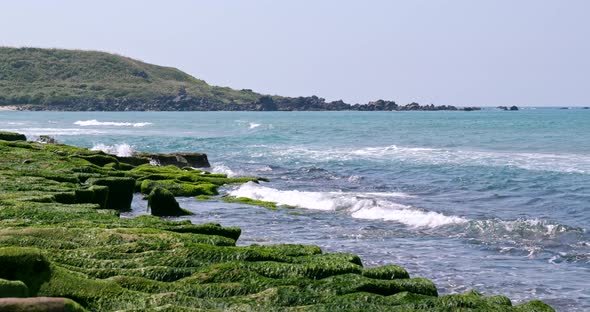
0 131 26 141
148 187 191 217
138 153 210 168
38 135 58 144
87 177 135 211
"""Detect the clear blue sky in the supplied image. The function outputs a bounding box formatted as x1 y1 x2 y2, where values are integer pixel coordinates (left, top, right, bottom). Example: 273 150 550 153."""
1 0 588 106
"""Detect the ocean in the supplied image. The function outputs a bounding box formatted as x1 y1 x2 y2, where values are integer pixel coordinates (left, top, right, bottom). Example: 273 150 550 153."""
1 109 588 311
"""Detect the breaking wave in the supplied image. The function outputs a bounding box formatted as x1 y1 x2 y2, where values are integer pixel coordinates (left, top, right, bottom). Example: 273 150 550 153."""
15 128 105 136
211 163 238 177
267 145 590 174
91 143 135 157
74 120 152 127
228 182 465 228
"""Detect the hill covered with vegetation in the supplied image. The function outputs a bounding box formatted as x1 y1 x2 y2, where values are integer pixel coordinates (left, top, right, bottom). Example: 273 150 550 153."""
0 47 474 111
0 47 263 110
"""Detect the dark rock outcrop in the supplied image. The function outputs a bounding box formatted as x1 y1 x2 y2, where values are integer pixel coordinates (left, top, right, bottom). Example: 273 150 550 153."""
87 177 135 211
118 152 210 168
38 135 58 144
17 95 479 112
148 187 191 217
0 131 26 141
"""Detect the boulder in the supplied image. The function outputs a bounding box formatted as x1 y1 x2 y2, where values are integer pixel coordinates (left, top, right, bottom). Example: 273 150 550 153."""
87 177 135 211
0 131 26 141
510 105 519 111
0 297 85 312
148 187 191 217
0 278 29 297
137 153 210 168
38 135 58 144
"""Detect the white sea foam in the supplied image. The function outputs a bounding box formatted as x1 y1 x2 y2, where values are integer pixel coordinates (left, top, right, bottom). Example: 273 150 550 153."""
16 128 105 136
74 120 152 127
149 158 161 166
249 123 261 129
256 165 273 172
91 143 135 157
211 163 238 177
465 218 579 239
266 145 590 174
229 182 465 228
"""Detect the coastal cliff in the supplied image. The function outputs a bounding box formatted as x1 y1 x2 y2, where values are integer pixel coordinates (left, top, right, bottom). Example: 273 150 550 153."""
0 47 477 112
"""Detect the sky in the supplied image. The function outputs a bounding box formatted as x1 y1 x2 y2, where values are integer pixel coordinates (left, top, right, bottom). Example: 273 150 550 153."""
1 0 589 106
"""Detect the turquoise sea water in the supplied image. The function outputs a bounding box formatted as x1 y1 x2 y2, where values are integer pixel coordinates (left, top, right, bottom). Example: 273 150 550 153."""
1 109 589 311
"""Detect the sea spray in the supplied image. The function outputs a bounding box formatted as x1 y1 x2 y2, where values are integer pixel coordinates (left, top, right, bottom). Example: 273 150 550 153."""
74 120 152 127
229 182 466 228
211 163 239 177
91 143 135 157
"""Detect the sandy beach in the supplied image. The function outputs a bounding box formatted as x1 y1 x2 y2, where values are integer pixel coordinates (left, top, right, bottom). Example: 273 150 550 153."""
0 106 18 111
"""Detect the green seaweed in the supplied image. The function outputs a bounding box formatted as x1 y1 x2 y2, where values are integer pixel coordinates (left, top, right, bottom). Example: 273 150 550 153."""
148 187 192 217
0 278 29 298
0 136 555 312
87 177 135 211
222 196 279 210
0 131 27 141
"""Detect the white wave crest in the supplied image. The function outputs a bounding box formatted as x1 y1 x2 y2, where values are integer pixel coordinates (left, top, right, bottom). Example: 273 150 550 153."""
74 120 152 127
266 145 590 174
256 165 273 172
211 163 238 177
14 128 105 136
249 123 261 129
228 182 465 228
91 143 135 157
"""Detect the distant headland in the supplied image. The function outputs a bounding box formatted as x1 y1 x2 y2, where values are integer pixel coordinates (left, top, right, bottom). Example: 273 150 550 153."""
0 47 480 112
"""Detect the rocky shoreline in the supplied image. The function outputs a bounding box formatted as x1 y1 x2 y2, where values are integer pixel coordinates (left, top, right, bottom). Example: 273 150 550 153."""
14 96 481 112
0 132 554 311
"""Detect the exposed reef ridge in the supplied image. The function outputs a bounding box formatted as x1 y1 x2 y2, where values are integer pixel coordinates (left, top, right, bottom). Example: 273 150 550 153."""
0 131 554 311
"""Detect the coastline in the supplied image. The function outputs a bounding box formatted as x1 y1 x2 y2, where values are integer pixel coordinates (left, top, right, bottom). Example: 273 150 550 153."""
0 106 18 111
0 132 554 311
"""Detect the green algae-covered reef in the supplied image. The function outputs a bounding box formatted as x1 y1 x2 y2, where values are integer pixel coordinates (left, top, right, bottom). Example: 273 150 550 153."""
0 132 554 311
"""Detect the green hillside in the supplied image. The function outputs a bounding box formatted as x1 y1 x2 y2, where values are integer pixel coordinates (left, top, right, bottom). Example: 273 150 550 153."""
0 47 260 107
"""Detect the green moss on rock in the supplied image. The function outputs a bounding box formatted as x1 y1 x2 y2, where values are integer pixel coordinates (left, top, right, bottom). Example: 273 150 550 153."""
141 179 218 197
362 264 410 280
87 177 135 211
0 278 29 298
73 153 120 167
148 187 192 217
0 134 556 312
222 196 279 210
0 247 51 295
0 131 26 141
0 297 87 312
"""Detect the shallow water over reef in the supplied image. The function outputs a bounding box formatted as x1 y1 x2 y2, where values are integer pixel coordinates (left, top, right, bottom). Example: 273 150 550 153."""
2 109 590 311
